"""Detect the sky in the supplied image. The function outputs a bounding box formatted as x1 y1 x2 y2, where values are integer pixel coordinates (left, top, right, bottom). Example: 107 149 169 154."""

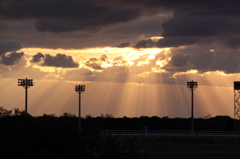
0 0 239 118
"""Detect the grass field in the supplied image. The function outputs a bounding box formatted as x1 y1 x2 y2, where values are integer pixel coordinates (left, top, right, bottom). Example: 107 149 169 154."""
128 138 240 159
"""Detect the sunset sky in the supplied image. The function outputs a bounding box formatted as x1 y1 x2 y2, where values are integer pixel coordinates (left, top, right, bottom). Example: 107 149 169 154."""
0 0 240 118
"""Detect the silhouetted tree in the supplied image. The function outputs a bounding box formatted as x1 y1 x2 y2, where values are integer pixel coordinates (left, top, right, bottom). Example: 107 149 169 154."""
0 107 12 117
0 107 147 159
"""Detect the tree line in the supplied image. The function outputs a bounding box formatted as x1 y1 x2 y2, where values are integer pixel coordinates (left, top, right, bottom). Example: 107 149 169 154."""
0 107 148 159
0 106 236 158
0 107 234 131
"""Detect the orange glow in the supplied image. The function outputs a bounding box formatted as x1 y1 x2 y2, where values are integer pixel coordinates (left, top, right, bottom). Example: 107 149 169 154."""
172 70 198 78
0 46 236 118
202 70 228 76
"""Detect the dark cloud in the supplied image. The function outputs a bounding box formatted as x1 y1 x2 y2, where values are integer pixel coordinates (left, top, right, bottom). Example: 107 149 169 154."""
95 1 240 49
133 37 200 48
0 0 143 34
223 36 240 49
33 53 79 68
168 46 240 74
104 12 167 38
112 41 131 48
94 0 240 18
0 52 24 66
168 53 191 68
1 0 240 48
2 0 240 77
155 37 199 48
191 51 215 73
0 40 22 55
31 52 44 63
163 53 192 73
134 39 155 48
211 50 240 73
161 15 240 38
134 14 240 48
0 13 170 49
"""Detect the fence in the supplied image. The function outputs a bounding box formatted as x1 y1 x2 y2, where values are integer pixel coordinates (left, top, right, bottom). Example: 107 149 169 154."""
100 130 240 139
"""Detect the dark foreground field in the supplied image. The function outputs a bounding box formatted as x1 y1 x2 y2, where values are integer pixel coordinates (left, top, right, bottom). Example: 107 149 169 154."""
134 138 240 159
1 107 240 158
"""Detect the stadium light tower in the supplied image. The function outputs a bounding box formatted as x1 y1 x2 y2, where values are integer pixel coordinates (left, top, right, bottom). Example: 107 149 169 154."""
18 78 34 117
233 81 240 131
187 80 198 134
75 85 85 131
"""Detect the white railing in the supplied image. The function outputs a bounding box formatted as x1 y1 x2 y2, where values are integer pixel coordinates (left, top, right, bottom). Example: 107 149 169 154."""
100 130 240 139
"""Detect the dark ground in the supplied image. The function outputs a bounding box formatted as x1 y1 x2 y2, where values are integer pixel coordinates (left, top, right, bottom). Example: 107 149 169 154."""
133 138 240 159
1 107 239 159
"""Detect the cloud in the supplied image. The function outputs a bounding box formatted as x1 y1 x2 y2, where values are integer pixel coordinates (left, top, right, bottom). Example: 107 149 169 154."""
161 15 240 38
0 1 171 49
35 7 142 33
163 53 192 73
155 51 166 61
211 50 240 73
94 0 240 18
169 46 240 74
2 0 240 50
2 0 240 78
133 37 200 48
112 41 131 48
191 51 215 73
223 36 240 49
31 53 79 68
0 0 144 34
96 1 240 49
134 39 155 48
31 52 44 63
104 12 169 38
155 37 199 48
43 54 79 68
85 57 103 70
0 56 53 79
134 13 240 48
169 53 191 67
85 55 111 70
0 40 22 55
0 52 24 66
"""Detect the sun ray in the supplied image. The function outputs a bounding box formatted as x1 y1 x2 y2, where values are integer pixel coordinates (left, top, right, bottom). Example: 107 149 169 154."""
1 46 237 118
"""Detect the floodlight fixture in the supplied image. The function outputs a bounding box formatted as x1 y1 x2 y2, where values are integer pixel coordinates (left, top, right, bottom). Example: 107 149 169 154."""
75 85 85 93
75 85 85 131
18 78 34 117
187 80 198 135
187 81 198 89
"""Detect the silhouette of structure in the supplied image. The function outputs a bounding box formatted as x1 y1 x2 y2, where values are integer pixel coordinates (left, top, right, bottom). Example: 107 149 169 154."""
75 85 85 131
187 80 198 134
234 81 240 131
18 78 34 117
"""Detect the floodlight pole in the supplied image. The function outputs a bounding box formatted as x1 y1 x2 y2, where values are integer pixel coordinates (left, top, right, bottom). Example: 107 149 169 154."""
79 92 81 128
75 85 85 131
191 86 194 134
25 82 28 117
187 80 198 135
18 78 34 117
